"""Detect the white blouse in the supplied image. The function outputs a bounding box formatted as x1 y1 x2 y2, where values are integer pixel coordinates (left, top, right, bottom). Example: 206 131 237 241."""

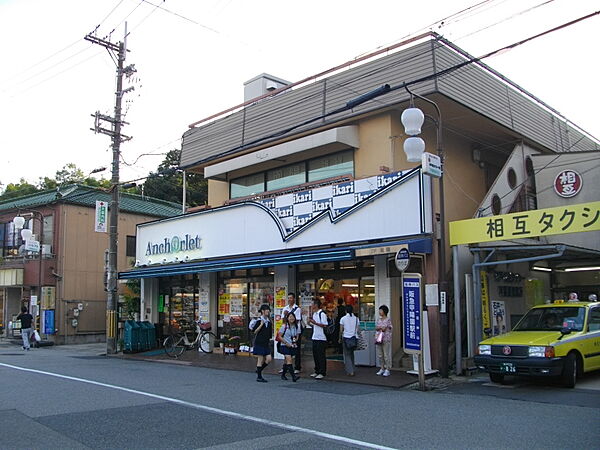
340 314 359 338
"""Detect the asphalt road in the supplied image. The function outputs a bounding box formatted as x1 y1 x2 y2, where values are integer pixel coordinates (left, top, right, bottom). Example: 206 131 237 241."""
0 343 599 449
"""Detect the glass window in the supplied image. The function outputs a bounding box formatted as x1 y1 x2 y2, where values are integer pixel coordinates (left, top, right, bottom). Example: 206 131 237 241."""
230 173 265 198
514 307 585 332
126 236 136 257
266 162 306 191
308 150 353 182
588 308 600 332
42 215 53 247
360 277 375 322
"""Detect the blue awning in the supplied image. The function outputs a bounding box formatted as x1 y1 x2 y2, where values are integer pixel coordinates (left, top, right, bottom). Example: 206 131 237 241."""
119 237 432 280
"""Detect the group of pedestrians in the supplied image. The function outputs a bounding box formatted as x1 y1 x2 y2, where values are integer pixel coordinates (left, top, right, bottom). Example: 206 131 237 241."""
250 294 393 382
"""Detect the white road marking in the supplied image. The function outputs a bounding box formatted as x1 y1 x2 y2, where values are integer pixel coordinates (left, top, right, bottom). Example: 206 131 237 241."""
0 362 395 450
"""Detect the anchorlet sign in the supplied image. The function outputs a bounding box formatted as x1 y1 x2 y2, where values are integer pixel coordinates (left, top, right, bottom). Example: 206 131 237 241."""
145 234 201 256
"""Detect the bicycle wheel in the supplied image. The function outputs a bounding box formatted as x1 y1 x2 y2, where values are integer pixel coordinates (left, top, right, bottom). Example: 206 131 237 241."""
163 335 185 357
199 331 217 353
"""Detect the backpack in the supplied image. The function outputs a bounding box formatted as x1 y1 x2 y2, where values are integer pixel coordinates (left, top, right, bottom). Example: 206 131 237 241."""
319 311 335 336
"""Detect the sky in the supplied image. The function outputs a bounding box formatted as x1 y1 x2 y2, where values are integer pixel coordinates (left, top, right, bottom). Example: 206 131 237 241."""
0 0 598 189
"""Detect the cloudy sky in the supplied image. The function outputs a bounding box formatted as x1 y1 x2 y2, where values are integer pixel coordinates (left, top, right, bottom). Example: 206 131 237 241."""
0 0 597 189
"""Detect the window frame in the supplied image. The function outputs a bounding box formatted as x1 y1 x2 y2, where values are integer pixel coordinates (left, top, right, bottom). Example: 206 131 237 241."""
229 149 354 199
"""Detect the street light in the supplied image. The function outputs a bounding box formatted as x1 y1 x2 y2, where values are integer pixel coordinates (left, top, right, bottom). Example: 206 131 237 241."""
13 211 45 338
401 88 449 377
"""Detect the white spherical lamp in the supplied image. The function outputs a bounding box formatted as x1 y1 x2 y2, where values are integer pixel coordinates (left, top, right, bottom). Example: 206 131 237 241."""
403 137 425 163
401 107 425 136
20 228 33 241
13 216 26 229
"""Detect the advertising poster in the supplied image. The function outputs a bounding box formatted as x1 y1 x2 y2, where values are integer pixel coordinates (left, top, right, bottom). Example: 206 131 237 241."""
230 294 243 316
492 300 507 335
275 286 286 309
299 283 314 328
218 292 230 315
480 270 491 337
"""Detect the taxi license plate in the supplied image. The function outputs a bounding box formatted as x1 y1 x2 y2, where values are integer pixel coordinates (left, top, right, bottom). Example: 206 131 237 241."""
500 362 516 373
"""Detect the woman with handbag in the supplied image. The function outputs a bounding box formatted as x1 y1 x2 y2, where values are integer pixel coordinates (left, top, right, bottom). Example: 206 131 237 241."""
375 305 393 377
339 305 360 376
277 312 300 382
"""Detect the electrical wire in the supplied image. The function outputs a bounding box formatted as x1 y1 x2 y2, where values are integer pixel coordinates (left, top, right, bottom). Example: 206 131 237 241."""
91 0 127 34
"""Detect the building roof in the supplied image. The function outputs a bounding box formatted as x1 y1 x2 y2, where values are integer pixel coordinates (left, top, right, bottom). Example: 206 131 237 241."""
0 184 182 218
180 34 599 170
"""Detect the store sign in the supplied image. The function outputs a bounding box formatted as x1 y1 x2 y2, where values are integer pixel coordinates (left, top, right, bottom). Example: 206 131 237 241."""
25 239 40 252
449 201 600 246
145 234 201 257
95 200 108 233
136 169 432 265
421 152 442 178
394 248 410 272
554 170 582 198
403 273 422 353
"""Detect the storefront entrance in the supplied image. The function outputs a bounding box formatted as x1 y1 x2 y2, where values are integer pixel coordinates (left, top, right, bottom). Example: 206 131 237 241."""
217 268 274 347
158 275 198 336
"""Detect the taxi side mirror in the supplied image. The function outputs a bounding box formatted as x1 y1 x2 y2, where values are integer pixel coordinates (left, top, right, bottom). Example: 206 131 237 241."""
557 327 572 340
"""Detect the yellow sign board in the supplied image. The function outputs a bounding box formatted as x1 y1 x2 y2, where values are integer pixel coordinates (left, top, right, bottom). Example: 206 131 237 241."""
449 201 600 246
480 271 490 338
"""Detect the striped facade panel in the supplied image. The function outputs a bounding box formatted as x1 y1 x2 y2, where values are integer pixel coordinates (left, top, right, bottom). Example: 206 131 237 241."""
181 114 244 167
181 41 437 168
242 82 324 145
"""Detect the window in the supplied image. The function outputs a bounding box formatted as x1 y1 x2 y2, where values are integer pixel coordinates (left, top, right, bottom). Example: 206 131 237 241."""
589 308 600 332
266 162 305 191
308 150 353 182
229 149 354 199
42 215 53 248
230 173 265 198
126 236 136 257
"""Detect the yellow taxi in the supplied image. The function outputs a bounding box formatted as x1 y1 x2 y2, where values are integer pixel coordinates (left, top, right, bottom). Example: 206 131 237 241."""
474 301 600 388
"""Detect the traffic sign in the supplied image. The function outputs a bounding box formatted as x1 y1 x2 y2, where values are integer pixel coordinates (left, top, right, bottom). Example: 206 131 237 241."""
394 247 410 272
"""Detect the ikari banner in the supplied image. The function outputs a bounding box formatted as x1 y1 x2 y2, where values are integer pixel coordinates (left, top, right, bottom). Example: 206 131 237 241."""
449 201 600 246
95 200 108 233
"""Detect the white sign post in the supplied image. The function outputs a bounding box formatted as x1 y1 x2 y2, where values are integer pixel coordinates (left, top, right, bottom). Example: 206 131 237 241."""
95 201 108 233
422 152 442 178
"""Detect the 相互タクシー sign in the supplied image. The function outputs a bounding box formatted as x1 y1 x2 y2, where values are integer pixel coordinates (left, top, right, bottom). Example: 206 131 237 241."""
449 201 600 246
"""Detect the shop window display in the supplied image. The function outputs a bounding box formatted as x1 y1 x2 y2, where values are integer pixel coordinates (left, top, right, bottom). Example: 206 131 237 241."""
159 275 198 336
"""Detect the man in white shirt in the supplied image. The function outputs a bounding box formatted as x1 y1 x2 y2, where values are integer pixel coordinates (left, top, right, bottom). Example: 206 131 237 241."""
308 299 328 379
282 293 303 374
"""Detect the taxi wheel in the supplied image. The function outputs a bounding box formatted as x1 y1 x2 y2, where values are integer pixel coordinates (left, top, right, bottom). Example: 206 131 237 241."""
561 353 577 388
489 373 504 384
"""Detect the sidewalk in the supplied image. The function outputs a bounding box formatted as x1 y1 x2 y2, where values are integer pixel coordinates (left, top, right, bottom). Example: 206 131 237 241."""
116 348 423 388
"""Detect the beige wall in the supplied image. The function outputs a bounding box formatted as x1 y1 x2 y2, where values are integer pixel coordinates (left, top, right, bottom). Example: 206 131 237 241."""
208 179 229 207
56 204 159 336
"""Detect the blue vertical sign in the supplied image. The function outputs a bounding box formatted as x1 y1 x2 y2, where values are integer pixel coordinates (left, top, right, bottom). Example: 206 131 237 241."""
42 310 55 335
403 274 422 353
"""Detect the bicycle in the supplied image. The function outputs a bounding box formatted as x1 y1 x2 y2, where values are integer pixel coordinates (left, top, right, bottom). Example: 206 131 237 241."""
163 321 217 357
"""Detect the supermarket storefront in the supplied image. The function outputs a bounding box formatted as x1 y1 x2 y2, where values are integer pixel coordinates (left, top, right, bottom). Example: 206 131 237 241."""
121 168 433 361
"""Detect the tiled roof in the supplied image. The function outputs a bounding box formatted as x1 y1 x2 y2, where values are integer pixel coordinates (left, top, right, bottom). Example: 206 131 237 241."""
0 185 182 218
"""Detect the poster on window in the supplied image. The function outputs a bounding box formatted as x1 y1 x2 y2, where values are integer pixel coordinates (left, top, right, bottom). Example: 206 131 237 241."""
299 283 314 328
492 300 507 335
218 292 230 315
230 295 243 316
275 286 286 309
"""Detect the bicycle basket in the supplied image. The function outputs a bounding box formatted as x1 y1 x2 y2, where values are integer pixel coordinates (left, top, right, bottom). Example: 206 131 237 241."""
199 322 212 331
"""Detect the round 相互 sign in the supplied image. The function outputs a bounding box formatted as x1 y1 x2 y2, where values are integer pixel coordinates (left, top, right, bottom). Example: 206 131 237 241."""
554 170 582 198
394 248 410 272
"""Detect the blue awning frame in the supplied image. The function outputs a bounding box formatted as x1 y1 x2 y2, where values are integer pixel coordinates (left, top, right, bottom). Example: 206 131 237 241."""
119 237 432 280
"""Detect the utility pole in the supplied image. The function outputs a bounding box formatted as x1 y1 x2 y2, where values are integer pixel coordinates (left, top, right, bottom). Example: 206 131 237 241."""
86 25 135 354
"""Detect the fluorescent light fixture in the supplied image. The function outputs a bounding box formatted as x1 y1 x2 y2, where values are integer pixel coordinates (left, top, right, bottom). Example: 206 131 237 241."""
342 283 359 288
532 266 552 272
364 284 375 288
563 266 600 272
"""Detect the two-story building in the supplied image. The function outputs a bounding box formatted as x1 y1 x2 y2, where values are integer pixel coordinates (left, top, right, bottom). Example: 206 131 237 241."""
0 185 181 344
122 33 598 373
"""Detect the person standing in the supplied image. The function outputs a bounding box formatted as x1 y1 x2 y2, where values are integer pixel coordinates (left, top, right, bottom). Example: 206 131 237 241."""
339 305 359 376
282 292 302 374
16 306 34 351
375 305 393 377
277 312 300 382
252 304 273 382
308 298 328 379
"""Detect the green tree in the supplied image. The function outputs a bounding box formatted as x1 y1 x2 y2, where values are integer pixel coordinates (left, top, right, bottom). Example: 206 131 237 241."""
142 149 207 207
0 178 39 200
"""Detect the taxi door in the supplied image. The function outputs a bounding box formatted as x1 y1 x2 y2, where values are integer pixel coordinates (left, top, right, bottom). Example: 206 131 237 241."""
583 306 600 371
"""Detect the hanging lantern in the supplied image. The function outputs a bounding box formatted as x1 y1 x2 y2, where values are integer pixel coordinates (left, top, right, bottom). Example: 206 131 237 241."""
403 137 425 163
401 107 425 136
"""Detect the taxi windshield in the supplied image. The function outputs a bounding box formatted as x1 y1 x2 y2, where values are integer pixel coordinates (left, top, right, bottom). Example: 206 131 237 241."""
514 307 585 332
